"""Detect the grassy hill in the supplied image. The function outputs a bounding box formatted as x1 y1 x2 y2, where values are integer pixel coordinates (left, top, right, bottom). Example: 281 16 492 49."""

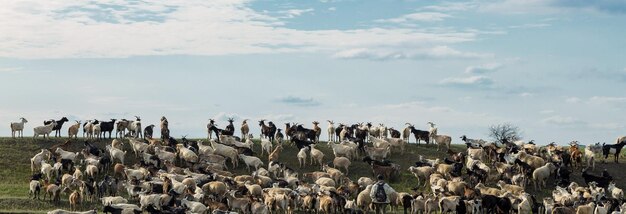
0 137 624 213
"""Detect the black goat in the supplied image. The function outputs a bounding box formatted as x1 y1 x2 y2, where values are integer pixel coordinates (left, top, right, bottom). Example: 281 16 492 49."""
44 117 69 137
581 169 612 188
84 141 100 156
293 138 315 150
602 141 626 163
99 119 117 139
362 156 392 166
259 120 277 142
223 117 235 136
143 124 155 139
408 126 429 144
388 128 401 138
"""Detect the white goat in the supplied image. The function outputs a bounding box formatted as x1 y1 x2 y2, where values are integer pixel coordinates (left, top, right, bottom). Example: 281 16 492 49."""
10 117 28 138
239 154 263 172
106 145 126 165
33 120 56 138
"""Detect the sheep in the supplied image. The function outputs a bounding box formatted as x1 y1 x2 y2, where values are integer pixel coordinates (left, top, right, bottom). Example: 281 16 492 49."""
106 145 126 165
29 180 41 199
33 120 57 138
297 147 308 168
608 182 623 200
533 162 556 190
31 149 51 172
310 145 325 169
10 117 28 138
327 120 336 142
101 196 128 206
333 156 351 175
432 134 451 151
239 154 264 172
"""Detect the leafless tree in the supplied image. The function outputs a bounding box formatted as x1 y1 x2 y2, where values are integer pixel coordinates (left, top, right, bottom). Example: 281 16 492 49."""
488 123 521 144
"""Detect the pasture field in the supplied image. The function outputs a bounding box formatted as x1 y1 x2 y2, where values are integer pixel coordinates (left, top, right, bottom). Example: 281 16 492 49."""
0 137 624 213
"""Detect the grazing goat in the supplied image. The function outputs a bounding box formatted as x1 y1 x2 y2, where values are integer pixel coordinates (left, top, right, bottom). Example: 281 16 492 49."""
44 117 69 137
10 117 28 138
432 134 452 151
34 120 57 138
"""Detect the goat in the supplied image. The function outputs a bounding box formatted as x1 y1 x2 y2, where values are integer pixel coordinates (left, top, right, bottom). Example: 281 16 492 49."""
259 120 277 142
602 139 626 163
67 121 81 139
43 117 69 137
327 120 336 142
126 116 142 138
115 119 129 138
98 119 116 139
34 120 57 138
10 117 28 138
408 125 430 144
432 134 452 151
240 119 250 140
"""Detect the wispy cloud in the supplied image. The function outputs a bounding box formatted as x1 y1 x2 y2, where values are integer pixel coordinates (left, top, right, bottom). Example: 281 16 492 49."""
465 63 503 74
333 46 491 60
439 75 495 89
276 96 321 107
375 12 452 23
279 8 314 18
542 115 585 126
565 97 581 103
589 96 626 106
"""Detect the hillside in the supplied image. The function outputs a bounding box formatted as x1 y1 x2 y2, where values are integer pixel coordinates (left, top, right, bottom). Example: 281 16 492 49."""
0 137 624 213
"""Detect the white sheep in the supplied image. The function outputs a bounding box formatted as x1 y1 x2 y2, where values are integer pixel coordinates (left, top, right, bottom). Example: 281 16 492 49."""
33 120 56 138
238 154 263 172
532 162 556 190
10 117 28 138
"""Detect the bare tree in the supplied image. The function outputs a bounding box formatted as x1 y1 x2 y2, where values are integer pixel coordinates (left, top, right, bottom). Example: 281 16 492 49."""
488 123 521 144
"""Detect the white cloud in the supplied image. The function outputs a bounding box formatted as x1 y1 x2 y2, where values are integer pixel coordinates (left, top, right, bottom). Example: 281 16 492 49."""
589 123 624 130
280 8 314 18
0 1 485 59
465 63 503 74
589 96 626 105
520 92 534 98
540 110 554 114
328 7 336 11
333 46 491 60
375 12 452 23
421 2 477 12
439 75 495 88
509 23 551 29
542 115 584 125
565 97 581 103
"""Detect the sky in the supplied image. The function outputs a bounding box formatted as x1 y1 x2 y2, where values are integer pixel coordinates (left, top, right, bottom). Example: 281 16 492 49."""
1 0 625 145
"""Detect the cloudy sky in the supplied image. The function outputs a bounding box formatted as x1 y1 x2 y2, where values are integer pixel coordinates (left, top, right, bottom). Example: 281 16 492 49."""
1 0 625 144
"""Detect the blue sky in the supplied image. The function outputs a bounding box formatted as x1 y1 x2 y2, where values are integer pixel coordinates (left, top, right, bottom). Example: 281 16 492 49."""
1 0 625 144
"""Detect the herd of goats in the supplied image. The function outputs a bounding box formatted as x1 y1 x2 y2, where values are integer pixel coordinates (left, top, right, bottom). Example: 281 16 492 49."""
8 116 626 214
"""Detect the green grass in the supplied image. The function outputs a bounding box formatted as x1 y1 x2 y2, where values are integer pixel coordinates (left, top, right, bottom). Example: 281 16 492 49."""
1 137 626 213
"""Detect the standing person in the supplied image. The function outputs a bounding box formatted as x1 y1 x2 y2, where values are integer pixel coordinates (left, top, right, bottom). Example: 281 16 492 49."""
370 174 395 214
